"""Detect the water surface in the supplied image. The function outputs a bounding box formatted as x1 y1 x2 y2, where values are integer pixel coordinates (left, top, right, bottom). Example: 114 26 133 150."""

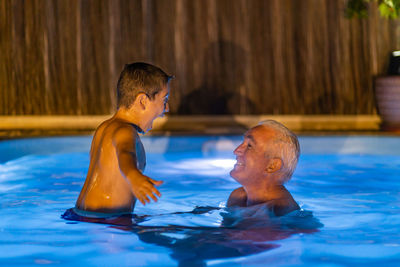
1 136 399 266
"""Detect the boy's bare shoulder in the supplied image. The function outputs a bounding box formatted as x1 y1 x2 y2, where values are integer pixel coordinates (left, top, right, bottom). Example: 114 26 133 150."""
98 119 139 141
91 119 140 152
227 187 247 207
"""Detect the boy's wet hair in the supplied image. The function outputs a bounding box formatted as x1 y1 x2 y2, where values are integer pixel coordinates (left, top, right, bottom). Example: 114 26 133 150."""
117 62 173 108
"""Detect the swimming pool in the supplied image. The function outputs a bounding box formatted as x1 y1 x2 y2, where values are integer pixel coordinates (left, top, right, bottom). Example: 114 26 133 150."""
1 135 400 266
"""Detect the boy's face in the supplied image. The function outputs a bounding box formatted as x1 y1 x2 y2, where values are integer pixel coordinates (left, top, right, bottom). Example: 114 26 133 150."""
230 126 275 186
143 85 170 132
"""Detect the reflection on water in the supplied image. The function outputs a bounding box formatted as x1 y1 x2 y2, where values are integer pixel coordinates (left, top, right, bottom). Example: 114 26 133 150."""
63 205 322 266
3 136 400 265
159 158 235 177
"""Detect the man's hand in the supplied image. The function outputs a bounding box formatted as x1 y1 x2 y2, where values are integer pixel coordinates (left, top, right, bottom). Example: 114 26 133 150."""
129 173 163 205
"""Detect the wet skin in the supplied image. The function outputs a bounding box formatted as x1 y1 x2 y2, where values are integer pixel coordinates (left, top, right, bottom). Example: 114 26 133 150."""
76 86 169 213
227 125 300 216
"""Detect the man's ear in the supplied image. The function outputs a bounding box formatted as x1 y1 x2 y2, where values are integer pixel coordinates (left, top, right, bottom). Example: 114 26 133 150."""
266 158 283 173
136 93 149 110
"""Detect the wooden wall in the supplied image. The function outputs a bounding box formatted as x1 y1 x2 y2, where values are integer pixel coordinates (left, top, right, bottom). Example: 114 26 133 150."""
0 0 398 115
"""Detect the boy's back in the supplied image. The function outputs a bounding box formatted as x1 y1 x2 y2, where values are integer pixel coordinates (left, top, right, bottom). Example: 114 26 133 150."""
76 117 145 213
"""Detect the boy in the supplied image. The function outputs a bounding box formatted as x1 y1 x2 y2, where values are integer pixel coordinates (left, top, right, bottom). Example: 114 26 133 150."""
75 62 172 214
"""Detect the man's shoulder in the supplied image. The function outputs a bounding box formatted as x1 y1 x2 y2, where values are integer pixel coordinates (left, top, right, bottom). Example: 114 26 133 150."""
231 187 246 195
227 187 247 207
270 196 300 216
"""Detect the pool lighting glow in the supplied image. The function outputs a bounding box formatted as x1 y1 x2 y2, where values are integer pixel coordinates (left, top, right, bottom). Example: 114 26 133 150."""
210 159 236 169
161 158 235 176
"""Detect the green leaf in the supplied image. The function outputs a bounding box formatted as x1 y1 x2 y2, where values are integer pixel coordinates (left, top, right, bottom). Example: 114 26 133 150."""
378 0 400 18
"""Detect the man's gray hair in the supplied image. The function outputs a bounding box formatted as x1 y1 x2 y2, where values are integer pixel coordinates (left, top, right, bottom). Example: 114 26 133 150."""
258 120 300 182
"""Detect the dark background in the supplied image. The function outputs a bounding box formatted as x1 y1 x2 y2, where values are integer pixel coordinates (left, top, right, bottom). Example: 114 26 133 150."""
1 0 398 115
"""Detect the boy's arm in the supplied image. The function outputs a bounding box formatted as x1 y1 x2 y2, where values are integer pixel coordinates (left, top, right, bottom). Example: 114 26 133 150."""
114 126 163 205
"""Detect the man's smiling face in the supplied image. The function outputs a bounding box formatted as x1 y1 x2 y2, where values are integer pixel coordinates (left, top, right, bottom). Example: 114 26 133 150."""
230 126 277 186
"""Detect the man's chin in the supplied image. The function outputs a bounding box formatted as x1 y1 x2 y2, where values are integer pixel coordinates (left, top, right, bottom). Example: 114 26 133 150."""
229 169 238 178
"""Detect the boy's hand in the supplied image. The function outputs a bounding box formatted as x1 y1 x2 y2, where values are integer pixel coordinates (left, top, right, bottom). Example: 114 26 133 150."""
130 174 163 205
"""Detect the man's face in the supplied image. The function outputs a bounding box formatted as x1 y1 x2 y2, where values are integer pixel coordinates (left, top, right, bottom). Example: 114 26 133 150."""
143 85 170 132
230 126 276 186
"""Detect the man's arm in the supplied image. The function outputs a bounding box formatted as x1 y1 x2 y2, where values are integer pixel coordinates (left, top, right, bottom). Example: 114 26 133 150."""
227 187 247 207
113 125 163 205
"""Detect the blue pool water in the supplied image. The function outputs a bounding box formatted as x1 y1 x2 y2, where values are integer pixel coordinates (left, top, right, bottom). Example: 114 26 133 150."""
1 135 400 266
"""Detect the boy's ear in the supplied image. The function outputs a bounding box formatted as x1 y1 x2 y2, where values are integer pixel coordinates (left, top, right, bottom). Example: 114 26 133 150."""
265 158 283 173
136 93 149 109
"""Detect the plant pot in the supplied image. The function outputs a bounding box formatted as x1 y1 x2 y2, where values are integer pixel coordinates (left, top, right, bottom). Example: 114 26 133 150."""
375 76 400 132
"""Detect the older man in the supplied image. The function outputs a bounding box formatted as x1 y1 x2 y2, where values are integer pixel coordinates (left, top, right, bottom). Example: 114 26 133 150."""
227 120 300 216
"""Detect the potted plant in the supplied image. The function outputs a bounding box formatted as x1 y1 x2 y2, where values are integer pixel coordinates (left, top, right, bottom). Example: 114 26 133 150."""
347 0 400 132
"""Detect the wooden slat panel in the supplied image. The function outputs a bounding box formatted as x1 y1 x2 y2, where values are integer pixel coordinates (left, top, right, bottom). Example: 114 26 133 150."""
0 0 398 115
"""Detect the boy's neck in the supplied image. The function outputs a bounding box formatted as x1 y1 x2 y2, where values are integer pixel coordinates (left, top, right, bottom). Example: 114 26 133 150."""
114 108 144 132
